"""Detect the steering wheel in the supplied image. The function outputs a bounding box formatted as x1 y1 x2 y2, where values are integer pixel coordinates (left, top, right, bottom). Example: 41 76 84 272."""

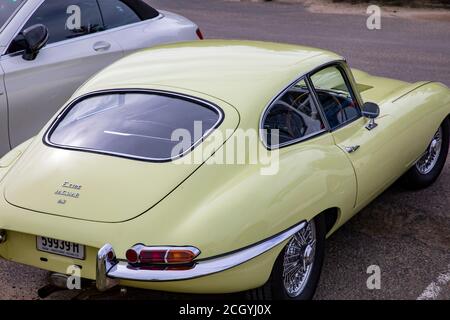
269 101 307 139
291 91 311 113
326 94 346 123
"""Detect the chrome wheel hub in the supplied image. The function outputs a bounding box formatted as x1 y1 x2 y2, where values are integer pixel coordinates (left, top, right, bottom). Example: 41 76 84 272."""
282 220 316 298
416 128 443 175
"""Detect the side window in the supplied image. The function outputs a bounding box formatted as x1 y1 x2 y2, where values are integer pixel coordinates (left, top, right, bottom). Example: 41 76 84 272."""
97 0 141 29
8 0 103 52
262 79 325 148
310 66 360 130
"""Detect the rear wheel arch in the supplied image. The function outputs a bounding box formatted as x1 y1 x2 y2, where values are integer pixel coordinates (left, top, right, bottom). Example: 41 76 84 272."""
317 207 341 237
248 208 341 300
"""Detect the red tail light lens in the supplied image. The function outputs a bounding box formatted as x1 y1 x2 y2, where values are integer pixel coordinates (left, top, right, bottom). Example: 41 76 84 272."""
107 250 116 262
126 248 139 264
196 28 204 40
126 245 200 265
139 250 166 264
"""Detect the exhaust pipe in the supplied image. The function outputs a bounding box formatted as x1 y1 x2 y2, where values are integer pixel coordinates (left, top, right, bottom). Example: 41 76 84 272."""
39 272 96 299
37 273 70 298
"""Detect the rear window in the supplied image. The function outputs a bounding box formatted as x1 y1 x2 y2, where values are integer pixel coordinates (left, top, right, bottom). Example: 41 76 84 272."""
46 91 223 161
97 0 160 30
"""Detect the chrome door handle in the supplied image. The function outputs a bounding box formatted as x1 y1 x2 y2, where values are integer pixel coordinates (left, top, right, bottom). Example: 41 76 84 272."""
93 41 111 52
344 145 360 153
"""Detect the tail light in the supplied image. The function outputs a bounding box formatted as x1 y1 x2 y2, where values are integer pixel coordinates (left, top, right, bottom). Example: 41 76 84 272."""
196 28 204 40
139 249 166 264
126 245 200 265
125 247 140 264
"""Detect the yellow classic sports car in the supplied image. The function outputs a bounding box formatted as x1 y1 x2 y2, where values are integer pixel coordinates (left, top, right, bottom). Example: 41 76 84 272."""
0 40 449 300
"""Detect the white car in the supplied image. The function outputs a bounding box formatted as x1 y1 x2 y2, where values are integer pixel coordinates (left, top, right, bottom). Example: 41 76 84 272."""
0 0 202 155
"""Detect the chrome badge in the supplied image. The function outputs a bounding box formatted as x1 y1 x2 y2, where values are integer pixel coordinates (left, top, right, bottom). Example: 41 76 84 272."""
55 181 83 204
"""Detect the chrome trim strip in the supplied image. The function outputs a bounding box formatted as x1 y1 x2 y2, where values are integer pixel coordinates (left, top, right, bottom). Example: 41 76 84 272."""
96 221 306 289
96 244 119 291
259 60 363 150
128 245 201 264
259 75 323 150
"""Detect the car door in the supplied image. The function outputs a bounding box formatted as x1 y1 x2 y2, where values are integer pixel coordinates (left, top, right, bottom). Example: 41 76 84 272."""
262 77 357 226
309 63 404 210
0 0 124 148
0 65 10 156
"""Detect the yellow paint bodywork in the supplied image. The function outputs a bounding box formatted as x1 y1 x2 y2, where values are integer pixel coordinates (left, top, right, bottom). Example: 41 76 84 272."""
0 41 449 293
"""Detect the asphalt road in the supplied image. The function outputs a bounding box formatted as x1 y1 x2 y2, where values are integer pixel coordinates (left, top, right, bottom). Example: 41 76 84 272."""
1 0 449 300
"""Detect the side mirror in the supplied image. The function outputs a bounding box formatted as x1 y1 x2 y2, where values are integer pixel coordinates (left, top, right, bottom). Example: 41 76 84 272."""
361 102 380 130
22 24 49 61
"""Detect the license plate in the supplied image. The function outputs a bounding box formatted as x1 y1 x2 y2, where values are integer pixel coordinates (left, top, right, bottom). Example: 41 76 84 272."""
36 236 85 260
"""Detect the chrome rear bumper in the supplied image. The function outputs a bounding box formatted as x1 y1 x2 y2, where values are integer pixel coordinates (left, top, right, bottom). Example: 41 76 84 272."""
96 221 306 291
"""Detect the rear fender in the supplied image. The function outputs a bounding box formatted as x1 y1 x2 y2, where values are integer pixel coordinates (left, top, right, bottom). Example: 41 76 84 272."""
0 138 34 183
383 82 450 168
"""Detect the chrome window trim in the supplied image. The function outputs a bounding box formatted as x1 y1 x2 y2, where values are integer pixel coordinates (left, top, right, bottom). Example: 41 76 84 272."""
43 89 224 163
259 74 330 150
259 60 364 150
2 0 164 57
308 61 363 132
96 220 306 289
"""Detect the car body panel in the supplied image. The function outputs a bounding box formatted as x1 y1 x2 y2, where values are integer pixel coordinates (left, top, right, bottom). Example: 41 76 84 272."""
351 69 411 104
0 132 354 292
0 41 449 293
334 80 450 211
0 230 285 293
3 88 240 222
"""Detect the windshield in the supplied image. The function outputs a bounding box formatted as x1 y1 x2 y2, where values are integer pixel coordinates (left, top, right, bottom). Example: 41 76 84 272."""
46 91 223 161
0 0 24 30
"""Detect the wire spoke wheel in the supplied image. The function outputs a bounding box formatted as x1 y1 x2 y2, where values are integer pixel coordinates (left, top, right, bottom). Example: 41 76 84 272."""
282 220 316 298
416 128 443 175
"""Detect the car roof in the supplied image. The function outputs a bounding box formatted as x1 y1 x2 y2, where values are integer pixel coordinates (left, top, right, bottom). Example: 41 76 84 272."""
76 40 343 122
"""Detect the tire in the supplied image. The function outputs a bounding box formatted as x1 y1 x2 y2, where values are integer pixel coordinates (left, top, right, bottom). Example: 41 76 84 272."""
248 214 326 300
401 118 450 190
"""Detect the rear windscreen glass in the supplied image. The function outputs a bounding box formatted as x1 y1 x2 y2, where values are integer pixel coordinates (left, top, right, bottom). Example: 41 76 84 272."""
47 92 222 161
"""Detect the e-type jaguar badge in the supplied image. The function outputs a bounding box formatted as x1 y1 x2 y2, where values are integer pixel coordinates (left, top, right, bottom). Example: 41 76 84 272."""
55 181 82 204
